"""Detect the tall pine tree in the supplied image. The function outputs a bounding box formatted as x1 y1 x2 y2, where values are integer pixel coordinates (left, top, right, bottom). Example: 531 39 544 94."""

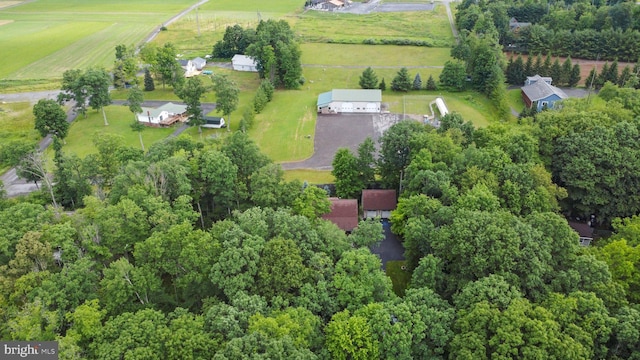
550 58 563 85
560 57 573 87
413 73 422 90
359 67 379 89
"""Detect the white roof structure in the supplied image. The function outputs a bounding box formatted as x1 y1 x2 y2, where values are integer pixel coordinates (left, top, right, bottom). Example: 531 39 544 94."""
232 54 257 67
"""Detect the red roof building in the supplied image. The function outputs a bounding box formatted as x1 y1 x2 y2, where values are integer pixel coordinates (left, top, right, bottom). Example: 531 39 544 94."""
361 189 397 219
322 198 359 232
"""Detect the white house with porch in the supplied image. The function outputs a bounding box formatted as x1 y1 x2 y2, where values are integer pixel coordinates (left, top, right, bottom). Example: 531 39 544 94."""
137 102 188 126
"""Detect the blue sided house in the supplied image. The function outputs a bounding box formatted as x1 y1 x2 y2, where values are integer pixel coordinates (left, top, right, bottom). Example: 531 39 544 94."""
521 75 568 111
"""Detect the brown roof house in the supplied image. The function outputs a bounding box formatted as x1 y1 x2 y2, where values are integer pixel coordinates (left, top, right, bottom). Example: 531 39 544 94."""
322 198 359 232
362 189 397 219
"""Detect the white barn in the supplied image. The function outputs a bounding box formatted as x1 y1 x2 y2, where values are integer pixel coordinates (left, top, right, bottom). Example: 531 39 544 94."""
232 54 258 72
317 89 382 114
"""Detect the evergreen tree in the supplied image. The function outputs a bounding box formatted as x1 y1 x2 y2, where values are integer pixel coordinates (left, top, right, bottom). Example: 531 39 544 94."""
379 78 386 91
618 65 632 87
425 74 437 90
541 53 552 76
505 56 516 85
607 59 619 85
560 57 573 87
596 62 609 88
550 58 563 86
532 53 543 75
524 55 533 77
586 67 598 89
413 73 422 90
391 67 412 92
506 56 525 85
144 68 155 91
359 67 379 89
569 63 581 87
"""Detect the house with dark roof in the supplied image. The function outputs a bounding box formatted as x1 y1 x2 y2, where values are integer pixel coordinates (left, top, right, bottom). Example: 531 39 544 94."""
362 189 397 219
521 75 568 111
317 89 382 114
322 198 359 232
509 17 531 32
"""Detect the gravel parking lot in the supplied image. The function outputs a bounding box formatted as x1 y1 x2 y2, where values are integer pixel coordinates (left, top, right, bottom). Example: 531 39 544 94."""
281 112 403 170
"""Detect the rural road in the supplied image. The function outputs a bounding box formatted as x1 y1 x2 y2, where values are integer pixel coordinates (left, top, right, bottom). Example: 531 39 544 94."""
443 0 459 44
0 0 212 197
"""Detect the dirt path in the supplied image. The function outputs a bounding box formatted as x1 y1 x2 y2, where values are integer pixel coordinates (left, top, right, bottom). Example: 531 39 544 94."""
443 0 459 44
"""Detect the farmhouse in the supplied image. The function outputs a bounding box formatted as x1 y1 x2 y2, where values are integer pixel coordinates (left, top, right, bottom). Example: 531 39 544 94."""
137 102 188 127
521 75 568 111
317 89 382 114
232 54 258 72
362 189 397 219
322 198 359 232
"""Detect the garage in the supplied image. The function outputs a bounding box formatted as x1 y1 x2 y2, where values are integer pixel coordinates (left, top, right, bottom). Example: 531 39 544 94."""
341 103 354 112
365 103 379 112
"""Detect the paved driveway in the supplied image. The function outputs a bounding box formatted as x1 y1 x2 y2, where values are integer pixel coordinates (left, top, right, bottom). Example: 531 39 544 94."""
281 112 402 170
370 219 406 269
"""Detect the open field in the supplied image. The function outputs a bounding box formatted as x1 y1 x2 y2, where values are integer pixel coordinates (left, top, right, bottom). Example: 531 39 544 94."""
300 44 451 67
507 89 525 114
292 6 454 46
0 0 195 80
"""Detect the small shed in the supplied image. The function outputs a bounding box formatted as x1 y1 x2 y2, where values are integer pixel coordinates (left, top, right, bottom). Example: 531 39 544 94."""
362 189 397 219
322 198 359 232
568 221 594 246
232 54 258 72
202 116 226 129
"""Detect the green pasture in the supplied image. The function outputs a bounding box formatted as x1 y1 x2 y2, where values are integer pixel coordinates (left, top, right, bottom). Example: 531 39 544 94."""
0 0 195 80
300 44 451 67
292 7 454 46
283 169 334 184
61 106 174 158
199 0 303 16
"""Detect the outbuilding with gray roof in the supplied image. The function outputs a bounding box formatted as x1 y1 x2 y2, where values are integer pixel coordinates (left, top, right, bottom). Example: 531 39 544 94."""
317 89 382 114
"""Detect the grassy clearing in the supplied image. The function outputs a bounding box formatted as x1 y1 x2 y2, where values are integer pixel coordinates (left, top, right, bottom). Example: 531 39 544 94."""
384 91 497 128
0 102 39 142
300 44 451 67
292 7 453 46
386 260 411 297
507 88 525 114
200 0 303 15
283 169 334 184
61 106 174 158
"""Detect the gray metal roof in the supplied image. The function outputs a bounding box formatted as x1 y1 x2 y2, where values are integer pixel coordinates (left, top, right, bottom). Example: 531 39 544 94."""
317 89 382 106
232 54 257 67
139 102 186 118
521 81 568 102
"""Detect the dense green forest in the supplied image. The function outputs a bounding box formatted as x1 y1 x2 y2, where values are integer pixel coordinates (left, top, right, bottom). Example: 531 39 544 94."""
455 0 640 61
2 84 640 358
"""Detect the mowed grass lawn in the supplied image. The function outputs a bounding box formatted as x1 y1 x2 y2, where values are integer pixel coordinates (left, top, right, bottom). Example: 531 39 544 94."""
61 106 174 158
0 101 39 142
0 0 195 80
300 44 451 67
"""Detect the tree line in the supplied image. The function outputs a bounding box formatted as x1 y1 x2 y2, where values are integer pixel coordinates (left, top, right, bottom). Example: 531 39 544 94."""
455 0 640 61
